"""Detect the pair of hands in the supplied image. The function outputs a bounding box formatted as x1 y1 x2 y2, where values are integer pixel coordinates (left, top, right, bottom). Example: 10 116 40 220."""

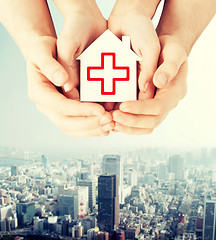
27 1 188 137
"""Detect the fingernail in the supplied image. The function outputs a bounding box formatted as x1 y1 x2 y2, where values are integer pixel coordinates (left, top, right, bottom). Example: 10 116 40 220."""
100 116 111 125
157 74 167 87
53 71 66 85
143 81 150 93
63 82 71 92
102 124 113 132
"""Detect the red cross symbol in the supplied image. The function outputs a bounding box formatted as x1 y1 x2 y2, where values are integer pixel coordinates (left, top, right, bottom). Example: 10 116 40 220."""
87 52 130 95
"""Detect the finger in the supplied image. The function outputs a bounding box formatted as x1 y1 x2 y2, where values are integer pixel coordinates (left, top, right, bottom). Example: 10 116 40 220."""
113 110 163 129
29 37 69 87
153 38 187 88
131 32 160 93
137 77 155 100
57 33 80 92
37 104 112 132
114 123 153 135
27 63 105 116
34 52 69 87
37 105 112 138
119 99 164 116
64 87 80 101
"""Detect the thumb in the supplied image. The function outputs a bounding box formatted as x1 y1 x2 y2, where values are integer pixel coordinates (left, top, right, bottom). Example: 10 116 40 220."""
36 55 69 87
57 31 81 93
153 38 187 89
30 37 69 87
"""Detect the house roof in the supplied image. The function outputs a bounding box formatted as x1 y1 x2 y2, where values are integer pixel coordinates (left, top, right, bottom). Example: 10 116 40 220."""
77 29 141 61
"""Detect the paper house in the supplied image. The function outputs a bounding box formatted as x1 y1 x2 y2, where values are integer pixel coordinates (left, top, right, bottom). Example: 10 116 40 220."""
77 30 141 102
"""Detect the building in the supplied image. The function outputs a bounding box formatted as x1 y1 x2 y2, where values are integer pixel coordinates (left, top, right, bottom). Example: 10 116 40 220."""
128 169 137 187
168 155 184 180
11 165 18 176
77 171 88 181
0 205 18 231
16 201 35 226
158 163 167 180
97 174 119 233
59 186 88 219
203 200 216 240
77 178 96 211
42 155 47 168
33 216 45 233
102 155 123 203
95 231 109 240
72 222 84 239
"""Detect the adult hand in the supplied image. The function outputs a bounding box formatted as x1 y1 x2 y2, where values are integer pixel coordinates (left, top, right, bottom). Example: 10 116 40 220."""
27 36 113 137
112 35 188 135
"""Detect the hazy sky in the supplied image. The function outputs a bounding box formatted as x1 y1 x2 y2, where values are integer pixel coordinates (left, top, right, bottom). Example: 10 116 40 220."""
0 1 216 155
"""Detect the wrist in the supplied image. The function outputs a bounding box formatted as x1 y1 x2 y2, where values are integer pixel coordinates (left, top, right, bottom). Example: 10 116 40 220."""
158 34 189 58
112 0 161 18
53 0 101 19
157 28 193 56
22 34 56 61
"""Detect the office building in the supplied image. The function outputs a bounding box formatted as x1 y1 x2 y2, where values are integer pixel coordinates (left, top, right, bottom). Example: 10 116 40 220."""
97 174 119 233
42 155 47 168
16 201 35 225
11 165 18 176
168 155 184 180
203 200 216 240
128 169 137 187
77 179 96 211
158 163 167 180
59 186 88 219
102 155 123 203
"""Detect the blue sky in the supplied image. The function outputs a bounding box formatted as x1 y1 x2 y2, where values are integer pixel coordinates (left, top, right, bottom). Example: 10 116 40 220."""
0 1 216 156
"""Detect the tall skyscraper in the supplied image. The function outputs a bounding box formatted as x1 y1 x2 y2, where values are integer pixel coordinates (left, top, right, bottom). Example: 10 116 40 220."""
97 174 119 233
158 163 167 180
102 155 123 203
77 178 96 211
128 169 137 187
42 155 47 168
168 155 184 180
11 165 18 176
203 200 216 240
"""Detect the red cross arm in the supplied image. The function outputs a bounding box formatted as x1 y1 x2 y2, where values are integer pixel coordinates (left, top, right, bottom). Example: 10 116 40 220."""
87 52 130 95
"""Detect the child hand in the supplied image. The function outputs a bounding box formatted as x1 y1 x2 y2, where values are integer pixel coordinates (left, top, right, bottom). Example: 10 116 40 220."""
112 35 188 135
108 0 160 102
55 0 107 96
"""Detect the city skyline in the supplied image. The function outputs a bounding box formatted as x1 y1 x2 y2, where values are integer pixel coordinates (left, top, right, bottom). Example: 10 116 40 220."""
1 147 216 239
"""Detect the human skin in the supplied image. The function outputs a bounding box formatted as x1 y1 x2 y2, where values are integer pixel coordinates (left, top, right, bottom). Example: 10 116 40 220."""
0 0 113 137
107 0 161 111
53 0 115 134
154 0 216 88
113 35 188 135
112 0 216 135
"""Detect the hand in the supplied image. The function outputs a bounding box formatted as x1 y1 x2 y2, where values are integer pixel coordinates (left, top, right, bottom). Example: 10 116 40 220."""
27 36 113 137
108 0 160 110
55 0 107 95
112 35 188 135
